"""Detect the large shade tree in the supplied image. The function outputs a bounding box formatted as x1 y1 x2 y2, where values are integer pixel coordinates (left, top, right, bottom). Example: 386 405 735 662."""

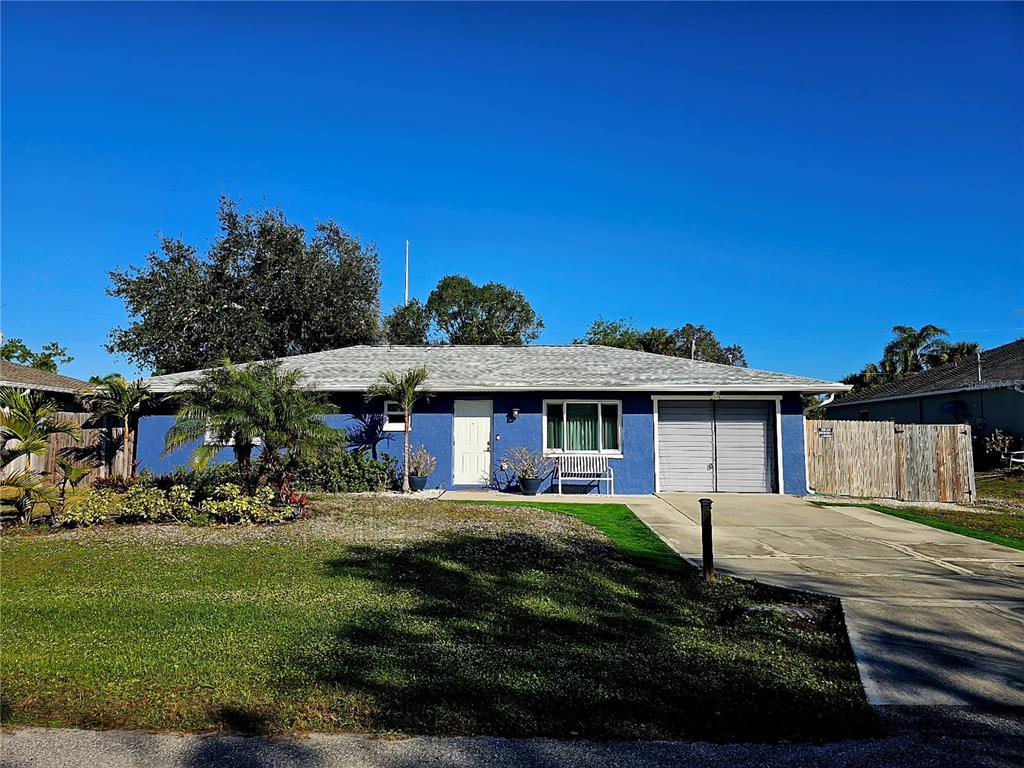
108 197 381 374
365 367 431 493
425 276 543 345
382 276 544 346
382 299 433 345
0 338 73 373
575 318 747 367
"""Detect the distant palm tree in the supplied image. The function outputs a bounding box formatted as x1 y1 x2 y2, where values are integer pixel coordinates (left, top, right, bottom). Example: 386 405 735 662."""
922 340 981 369
1 387 80 522
83 375 152 480
365 367 431 493
882 324 948 377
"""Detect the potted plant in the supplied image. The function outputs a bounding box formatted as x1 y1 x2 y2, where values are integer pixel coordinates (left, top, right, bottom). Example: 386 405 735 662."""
504 447 552 496
407 445 437 492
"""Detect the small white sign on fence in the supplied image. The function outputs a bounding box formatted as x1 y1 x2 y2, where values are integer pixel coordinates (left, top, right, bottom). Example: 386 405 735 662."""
817 426 834 439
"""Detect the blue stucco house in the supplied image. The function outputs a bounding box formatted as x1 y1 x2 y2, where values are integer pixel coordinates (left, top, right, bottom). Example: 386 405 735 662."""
137 345 849 495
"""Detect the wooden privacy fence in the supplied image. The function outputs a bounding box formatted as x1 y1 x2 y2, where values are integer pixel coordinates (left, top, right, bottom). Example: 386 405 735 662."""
17 412 132 486
805 420 976 504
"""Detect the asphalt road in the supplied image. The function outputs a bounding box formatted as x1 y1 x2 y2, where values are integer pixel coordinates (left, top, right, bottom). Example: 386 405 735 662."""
2 708 1022 768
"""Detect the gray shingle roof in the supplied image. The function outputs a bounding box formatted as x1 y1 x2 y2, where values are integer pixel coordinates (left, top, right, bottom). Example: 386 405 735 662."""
0 360 89 394
830 338 1024 406
142 345 848 394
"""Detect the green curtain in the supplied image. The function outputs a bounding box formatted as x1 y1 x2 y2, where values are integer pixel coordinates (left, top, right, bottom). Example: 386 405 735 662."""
566 404 599 451
546 403 564 450
601 403 619 451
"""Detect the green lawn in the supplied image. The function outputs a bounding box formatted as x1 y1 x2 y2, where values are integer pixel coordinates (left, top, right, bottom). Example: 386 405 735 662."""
811 500 1024 551
455 499 686 573
976 468 1024 511
1 497 874 742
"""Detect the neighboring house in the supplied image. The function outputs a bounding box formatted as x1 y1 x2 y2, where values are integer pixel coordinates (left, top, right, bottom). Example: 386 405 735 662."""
138 345 849 495
823 339 1024 440
0 360 89 410
0 360 92 477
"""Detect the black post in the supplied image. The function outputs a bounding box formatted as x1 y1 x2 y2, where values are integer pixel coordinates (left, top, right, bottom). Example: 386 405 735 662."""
699 497 714 582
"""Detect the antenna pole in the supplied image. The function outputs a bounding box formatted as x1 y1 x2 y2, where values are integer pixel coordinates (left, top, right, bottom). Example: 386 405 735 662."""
404 240 410 305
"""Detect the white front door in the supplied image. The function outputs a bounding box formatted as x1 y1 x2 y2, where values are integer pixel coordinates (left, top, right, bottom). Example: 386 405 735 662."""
453 399 492 486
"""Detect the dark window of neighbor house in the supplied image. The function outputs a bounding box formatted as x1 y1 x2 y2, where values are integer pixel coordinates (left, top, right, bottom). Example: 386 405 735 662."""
859 409 869 421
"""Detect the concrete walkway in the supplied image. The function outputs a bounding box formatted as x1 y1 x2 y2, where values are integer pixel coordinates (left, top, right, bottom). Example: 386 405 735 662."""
638 493 1024 707
444 490 1024 706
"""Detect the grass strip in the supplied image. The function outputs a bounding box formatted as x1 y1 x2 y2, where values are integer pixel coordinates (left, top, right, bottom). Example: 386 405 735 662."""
811 501 1024 551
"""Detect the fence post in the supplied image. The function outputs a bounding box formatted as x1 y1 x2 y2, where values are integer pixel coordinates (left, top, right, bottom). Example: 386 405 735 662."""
699 497 714 583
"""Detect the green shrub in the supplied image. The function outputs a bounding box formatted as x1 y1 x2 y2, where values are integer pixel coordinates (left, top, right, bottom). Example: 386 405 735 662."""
167 485 196 522
61 489 122 527
60 481 290 528
295 449 396 493
153 463 243 501
118 486 172 523
199 484 287 525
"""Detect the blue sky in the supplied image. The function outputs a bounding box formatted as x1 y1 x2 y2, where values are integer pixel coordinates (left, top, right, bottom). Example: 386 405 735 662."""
2 2 1021 381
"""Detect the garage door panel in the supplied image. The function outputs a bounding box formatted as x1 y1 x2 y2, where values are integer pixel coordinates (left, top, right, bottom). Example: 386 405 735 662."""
657 402 714 492
713 402 774 492
658 400 776 493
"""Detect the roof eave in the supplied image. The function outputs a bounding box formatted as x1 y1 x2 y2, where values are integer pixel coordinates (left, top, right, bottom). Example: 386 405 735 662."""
826 379 1024 407
148 382 851 395
0 380 85 395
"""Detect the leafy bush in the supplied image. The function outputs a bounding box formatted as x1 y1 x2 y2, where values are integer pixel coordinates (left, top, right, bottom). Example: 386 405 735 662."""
61 489 122 527
294 449 397 493
118 486 172 523
167 485 196 521
407 445 437 478
199 484 287 524
153 462 243 501
58 478 294 528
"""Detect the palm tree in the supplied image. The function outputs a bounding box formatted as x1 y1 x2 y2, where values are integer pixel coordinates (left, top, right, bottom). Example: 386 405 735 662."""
164 361 267 492
1 387 80 522
165 361 336 498
923 340 981 369
365 367 431 492
83 375 151 480
882 324 948 377
253 366 337 497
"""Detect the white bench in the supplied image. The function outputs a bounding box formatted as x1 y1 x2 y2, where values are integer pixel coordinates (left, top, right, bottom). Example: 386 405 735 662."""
554 454 614 495
1003 450 1024 470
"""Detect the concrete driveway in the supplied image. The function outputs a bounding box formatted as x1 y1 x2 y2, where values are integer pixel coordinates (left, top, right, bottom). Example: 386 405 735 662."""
631 493 1024 707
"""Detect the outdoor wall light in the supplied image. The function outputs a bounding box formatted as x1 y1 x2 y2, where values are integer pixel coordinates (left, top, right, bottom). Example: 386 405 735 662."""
509 407 521 422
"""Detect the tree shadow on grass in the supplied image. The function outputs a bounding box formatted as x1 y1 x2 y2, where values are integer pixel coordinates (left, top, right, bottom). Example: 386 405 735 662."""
283 532 877 743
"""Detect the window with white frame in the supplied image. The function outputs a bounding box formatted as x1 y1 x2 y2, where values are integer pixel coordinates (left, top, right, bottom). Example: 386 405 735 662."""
543 400 621 454
204 429 262 447
383 400 407 431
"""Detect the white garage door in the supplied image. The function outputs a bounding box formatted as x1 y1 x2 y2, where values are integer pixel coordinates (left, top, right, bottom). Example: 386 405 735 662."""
657 400 775 493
